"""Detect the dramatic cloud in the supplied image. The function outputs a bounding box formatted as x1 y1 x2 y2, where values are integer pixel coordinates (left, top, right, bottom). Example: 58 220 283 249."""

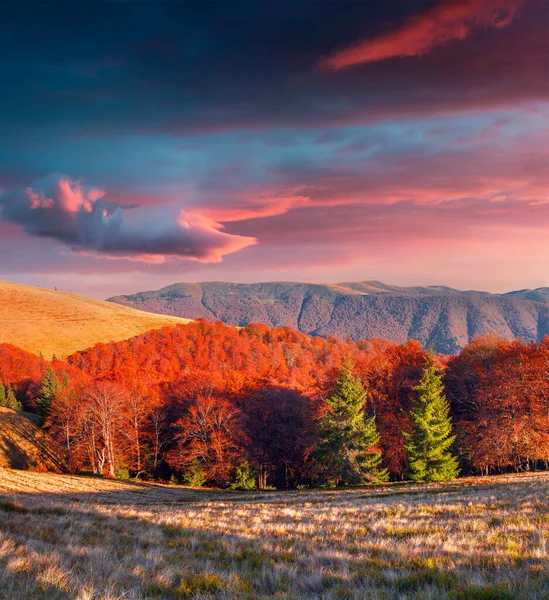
0 175 256 263
1 1 546 141
321 0 525 70
0 1 547 295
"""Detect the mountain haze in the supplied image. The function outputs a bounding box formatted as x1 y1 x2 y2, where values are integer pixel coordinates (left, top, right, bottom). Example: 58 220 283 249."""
109 281 549 354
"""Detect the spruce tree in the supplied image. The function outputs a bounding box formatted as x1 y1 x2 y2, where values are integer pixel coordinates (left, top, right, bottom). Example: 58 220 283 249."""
404 357 460 482
314 360 388 486
5 385 22 411
37 366 60 422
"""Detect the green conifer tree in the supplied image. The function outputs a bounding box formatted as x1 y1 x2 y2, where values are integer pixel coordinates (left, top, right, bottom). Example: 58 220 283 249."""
404 356 460 482
182 459 207 487
37 366 60 422
230 460 256 490
314 360 388 486
0 382 6 407
5 385 22 411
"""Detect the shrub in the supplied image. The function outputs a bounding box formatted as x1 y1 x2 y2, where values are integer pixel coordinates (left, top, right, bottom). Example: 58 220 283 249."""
230 461 256 490
182 460 206 487
115 466 131 480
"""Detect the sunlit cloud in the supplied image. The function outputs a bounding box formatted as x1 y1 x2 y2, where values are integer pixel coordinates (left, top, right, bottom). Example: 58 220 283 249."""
321 0 525 70
0 174 256 263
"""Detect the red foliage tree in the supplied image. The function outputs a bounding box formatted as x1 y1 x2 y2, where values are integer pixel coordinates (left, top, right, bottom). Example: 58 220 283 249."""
465 340 549 473
82 381 128 477
167 395 244 485
238 386 316 489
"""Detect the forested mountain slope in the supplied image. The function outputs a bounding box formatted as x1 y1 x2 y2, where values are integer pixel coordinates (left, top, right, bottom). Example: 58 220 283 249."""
109 281 549 354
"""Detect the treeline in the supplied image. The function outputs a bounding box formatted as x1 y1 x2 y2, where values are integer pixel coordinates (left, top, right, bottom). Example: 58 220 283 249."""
1 321 548 488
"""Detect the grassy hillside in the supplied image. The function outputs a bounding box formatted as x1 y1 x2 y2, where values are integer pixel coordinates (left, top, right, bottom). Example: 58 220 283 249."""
0 470 547 599
0 407 64 472
0 280 191 358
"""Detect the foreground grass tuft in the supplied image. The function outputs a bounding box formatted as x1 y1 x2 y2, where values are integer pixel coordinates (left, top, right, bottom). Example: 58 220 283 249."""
0 499 29 513
449 582 514 600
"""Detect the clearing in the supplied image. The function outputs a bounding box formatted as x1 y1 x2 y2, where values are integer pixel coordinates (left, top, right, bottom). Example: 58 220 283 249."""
0 469 548 599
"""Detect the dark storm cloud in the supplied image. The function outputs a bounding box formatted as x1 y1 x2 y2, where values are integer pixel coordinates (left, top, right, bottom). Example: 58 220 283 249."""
0 0 547 140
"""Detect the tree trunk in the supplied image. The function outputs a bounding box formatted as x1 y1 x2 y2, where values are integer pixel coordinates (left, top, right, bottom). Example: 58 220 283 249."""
64 422 72 473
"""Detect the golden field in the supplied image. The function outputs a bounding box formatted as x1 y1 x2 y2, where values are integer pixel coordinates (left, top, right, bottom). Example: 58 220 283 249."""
0 280 190 359
0 469 548 599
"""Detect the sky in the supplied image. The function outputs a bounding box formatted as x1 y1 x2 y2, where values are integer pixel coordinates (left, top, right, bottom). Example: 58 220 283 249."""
0 0 548 298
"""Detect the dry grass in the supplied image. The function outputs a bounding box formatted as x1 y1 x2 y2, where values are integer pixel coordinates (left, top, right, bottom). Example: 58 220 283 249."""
0 469 548 599
0 407 64 472
0 280 191 358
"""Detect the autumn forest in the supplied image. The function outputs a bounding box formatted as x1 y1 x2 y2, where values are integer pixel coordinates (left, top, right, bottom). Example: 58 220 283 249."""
1 321 548 489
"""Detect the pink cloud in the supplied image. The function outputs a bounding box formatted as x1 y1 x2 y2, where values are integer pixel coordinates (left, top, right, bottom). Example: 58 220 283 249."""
321 0 525 70
0 175 256 264
223 195 549 291
28 189 54 209
201 195 311 223
299 128 547 209
112 126 545 239
2 193 547 296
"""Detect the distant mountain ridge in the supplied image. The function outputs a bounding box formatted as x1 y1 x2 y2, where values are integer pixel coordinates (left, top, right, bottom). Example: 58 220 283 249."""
108 281 549 354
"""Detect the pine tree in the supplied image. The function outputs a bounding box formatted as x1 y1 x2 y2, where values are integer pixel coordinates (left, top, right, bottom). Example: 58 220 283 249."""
0 382 6 407
404 356 460 482
37 367 60 422
314 360 388 486
5 385 22 411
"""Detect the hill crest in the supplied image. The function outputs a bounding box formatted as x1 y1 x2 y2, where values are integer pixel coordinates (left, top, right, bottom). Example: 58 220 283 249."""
0 280 191 359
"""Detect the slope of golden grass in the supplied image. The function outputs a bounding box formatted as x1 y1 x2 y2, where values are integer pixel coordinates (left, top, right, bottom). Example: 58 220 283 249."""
0 280 191 358
0 469 548 599
0 408 64 472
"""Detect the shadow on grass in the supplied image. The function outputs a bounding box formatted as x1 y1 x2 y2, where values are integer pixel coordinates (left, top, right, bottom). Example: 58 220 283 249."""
4 471 548 508
0 410 66 472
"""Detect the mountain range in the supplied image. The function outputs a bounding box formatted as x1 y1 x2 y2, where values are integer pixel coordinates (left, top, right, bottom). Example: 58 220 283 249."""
108 281 549 354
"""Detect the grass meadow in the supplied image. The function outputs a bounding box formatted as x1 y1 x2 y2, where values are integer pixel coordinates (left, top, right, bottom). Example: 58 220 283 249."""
0 469 548 599
0 280 189 359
